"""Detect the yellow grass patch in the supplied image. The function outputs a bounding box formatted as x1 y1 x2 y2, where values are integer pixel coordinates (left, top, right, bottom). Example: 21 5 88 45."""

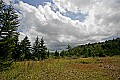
0 56 120 80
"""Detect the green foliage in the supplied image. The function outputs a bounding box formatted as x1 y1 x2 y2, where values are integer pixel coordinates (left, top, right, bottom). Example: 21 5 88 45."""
40 37 47 60
60 50 65 58
32 36 47 60
20 36 31 60
66 44 73 57
0 0 19 70
54 50 59 58
47 50 50 58
32 36 41 60
60 38 120 58
12 34 21 61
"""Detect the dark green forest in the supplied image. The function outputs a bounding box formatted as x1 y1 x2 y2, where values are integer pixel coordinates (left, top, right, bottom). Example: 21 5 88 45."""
0 0 120 70
63 38 120 58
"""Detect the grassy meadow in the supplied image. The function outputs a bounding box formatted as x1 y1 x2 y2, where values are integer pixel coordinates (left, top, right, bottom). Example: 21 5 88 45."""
0 56 120 80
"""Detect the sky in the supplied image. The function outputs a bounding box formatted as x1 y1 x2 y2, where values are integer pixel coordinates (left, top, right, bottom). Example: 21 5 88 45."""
21 0 52 7
3 0 120 51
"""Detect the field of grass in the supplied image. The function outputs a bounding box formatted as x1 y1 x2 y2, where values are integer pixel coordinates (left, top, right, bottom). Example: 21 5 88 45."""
0 56 120 80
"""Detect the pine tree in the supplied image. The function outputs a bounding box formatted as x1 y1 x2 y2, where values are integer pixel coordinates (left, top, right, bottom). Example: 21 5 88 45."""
0 0 19 70
54 50 59 58
47 50 50 58
66 44 72 57
32 36 41 60
60 50 65 58
40 37 47 60
12 34 21 61
83 46 88 58
88 48 92 57
20 36 31 60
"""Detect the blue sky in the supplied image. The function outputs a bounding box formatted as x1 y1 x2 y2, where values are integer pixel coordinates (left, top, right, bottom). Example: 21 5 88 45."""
21 0 52 7
62 11 87 22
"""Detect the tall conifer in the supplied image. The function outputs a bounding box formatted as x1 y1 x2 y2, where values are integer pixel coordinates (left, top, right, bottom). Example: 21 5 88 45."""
20 36 31 60
0 0 19 70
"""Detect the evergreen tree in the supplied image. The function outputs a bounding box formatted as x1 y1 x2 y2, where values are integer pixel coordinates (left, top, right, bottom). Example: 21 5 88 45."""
12 34 21 61
82 46 88 57
60 50 65 58
40 37 47 60
32 36 41 60
0 0 19 70
88 48 92 57
66 44 72 56
20 36 31 60
47 50 50 58
54 50 59 58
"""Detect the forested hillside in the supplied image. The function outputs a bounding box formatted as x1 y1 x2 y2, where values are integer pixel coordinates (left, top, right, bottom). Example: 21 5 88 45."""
61 38 120 58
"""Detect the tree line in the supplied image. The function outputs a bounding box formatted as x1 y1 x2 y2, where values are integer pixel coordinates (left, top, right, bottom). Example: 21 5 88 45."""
60 38 120 59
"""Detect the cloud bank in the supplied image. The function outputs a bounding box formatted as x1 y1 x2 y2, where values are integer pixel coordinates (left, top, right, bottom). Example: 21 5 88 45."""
3 0 120 51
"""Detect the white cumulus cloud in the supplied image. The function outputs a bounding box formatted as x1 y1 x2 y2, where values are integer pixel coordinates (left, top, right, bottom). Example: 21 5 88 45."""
3 0 120 50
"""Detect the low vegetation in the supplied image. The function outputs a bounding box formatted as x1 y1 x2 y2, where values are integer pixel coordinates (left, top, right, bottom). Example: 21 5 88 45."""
0 56 120 80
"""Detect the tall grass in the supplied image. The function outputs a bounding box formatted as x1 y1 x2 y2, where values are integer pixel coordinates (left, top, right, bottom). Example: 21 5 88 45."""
0 56 120 80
